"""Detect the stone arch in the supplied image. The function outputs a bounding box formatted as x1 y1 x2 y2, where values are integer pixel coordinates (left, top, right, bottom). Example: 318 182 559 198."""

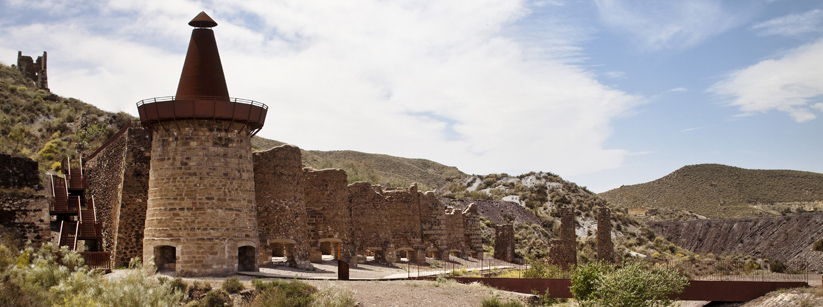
238 245 256 272
318 238 343 260
154 245 177 272
269 239 297 266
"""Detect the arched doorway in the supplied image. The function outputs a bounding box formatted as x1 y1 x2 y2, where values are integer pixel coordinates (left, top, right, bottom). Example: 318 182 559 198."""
238 246 256 272
154 245 176 272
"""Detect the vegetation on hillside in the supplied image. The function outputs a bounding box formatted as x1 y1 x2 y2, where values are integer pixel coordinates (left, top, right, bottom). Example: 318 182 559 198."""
0 62 133 172
600 164 823 219
252 137 465 191
439 172 691 264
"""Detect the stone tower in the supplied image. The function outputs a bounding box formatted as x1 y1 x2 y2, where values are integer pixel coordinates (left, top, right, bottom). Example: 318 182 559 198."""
137 12 268 276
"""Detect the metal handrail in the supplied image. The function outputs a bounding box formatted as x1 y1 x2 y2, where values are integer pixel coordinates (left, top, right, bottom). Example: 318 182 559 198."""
136 96 268 110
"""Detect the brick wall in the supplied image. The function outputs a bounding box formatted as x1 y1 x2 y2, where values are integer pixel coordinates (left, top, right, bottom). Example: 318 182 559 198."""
304 168 356 264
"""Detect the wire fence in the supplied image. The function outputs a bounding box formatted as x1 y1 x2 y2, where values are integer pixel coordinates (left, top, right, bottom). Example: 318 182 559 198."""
398 254 813 283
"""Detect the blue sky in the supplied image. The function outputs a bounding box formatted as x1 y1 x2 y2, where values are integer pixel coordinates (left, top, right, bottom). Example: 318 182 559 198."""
1 0 821 193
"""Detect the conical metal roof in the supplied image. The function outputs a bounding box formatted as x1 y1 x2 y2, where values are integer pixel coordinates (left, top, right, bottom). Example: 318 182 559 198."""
175 12 229 100
189 11 217 28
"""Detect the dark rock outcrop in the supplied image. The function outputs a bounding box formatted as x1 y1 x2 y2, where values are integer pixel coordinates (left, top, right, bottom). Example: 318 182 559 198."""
648 212 823 271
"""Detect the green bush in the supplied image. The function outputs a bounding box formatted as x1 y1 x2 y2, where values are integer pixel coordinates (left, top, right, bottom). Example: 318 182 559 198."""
813 238 823 252
523 260 567 279
769 260 786 273
222 276 244 293
571 262 688 307
0 243 182 307
251 279 317 307
195 290 231 307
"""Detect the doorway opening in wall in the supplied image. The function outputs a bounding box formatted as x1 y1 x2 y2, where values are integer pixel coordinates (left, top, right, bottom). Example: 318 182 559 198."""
318 238 342 261
270 239 296 266
154 245 176 273
238 246 256 272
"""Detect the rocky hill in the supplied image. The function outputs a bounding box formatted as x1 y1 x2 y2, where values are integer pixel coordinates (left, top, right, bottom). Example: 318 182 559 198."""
648 212 823 272
600 164 823 220
0 63 133 172
437 172 679 262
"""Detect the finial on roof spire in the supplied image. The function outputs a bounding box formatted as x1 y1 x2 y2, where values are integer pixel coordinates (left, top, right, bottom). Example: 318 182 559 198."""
189 11 217 28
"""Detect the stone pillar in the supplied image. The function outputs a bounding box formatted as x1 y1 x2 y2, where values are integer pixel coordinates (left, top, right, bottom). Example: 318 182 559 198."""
549 207 577 269
493 224 516 263
596 207 614 263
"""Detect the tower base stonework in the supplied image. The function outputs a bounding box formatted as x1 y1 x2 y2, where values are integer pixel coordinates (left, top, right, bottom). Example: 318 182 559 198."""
142 120 259 276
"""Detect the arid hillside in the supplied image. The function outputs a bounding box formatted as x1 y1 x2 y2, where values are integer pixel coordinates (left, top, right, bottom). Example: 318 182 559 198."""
600 164 823 220
251 137 464 191
648 212 823 272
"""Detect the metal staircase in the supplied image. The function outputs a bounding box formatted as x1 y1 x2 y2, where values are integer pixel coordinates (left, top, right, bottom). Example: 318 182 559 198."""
48 157 110 271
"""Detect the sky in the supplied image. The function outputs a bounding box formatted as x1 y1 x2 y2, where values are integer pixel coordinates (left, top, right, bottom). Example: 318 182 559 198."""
1 0 821 193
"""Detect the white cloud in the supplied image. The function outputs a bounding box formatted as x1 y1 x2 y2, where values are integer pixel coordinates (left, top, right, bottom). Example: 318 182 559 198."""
752 9 823 37
666 87 688 93
0 0 643 177
593 0 743 51
709 39 823 122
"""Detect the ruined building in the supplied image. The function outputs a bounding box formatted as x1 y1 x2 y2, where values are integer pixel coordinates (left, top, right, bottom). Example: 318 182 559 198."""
73 12 483 276
16 51 48 91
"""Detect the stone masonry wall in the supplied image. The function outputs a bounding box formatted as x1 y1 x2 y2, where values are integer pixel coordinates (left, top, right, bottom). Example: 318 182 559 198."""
445 207 466 255
304 168 356 264
348 182 394 263
0 154 40 190
382 184 423 252
0 196 50 247
419 191 448 260
596 207 614 263
85 129 127 255
253 145 311 269
493 224 515 263
550 207 577 269
463 203 483 259
143 120 258 276
86 127 151 267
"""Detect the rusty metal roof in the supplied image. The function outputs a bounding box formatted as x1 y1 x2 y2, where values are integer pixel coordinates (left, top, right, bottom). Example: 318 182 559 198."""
189 11 217 28
137 12 267 135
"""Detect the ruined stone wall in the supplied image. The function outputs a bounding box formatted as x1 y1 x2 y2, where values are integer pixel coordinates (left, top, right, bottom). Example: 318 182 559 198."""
550 207 577 269
0 196 49 247
304 168 355 264
419 191 448 259
382 185 423 251
596 207 614 263
0 154 40 190
143 120 258 276
445 207 466 254
86 127 151 267
253 145 311 269
462 203 483 258
16 51 48 91
348 182 394 262
493 224 515 262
